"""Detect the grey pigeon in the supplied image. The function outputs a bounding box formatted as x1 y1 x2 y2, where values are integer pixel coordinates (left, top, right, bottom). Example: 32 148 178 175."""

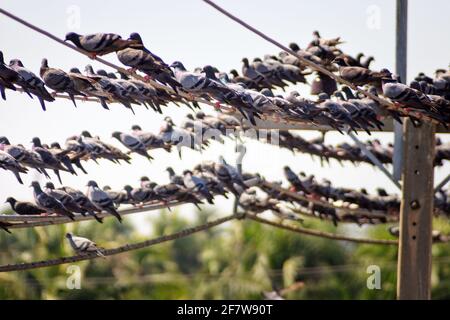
0 150 28 184
30 181 75 220
65 32 140 57
9 58 54 110
59 186 103 223
111 131 153 161
40 58 85 107
86 180 122 222
65 232 105 257
183 170 214 204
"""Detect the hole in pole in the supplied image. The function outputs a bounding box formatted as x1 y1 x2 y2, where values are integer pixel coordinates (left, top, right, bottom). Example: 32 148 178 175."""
412 222 417 226
415 145 419 150
414 170 420 175
412 235 417 240
410 200 421 210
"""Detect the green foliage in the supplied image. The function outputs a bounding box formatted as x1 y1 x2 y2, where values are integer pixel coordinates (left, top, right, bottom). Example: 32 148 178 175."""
0 210 448 299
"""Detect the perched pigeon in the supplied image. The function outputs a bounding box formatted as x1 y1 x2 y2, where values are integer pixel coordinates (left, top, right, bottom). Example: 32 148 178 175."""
65 232 105 257
86 180 122 222
31 137 68 184
40 58 85 107
111 131 153 161
59 186 103 223
30 181 75 220
182 170 214 204
131 125 171 152
0 150 28 184
5 197 46 215
65 32 140 58
9 59 55 110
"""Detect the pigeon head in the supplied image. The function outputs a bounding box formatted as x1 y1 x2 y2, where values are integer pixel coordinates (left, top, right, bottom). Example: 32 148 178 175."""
107 72 117 79
260 88 274 97
360 188 368 195
182 170 192 176
332 56 347 66
96 69 108 77
123 185 133 192
69 67 81 74
148 182 157 189
0 51 4 64
193 164 202 172
64 32 81 45
334 91 345 100
45 182 55 190
41 58 49 69
202 65 216 79
253 57 262 63
65 232 73 239
87 180 99 188
0 136 10 145
376 188 388 197
30 181 41 189
312 30 321 38
111 131 122 140
165 166 175 173
170 61 186 71
195 111 205 119
84 65 95 74
140 176 150 182
317 92 330 101
81 130 92 138
164 116 174 125
241 58 249 66
186 114 194 120
289 91 300 98
128 32 143 44
9 59 24 67
5 197 16 206
288 43 301 52
31 137 42 147
131 125 142 131
103 185 112 191
50 142 61 149
229 69 239 77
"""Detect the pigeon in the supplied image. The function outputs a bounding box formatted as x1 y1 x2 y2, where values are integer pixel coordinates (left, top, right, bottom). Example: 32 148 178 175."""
0 136 51 179
241 57 275 89
5 197 46 215
0 51 24 100
283 166 310 194
44 182 86 215
9 59 55 110
40 58 85 107
310 30 345 47
59 186 103 223
171 61 230 98
86 180 122 222
64 32 140 58
131 125 171 152
123 185 155 205
65 232 105 258
30 181 75 220
117 32 181 90
84 65 136 112
0 150 28 184
31 137 68 184
228 69 262 90
68 67 111 109
102 185 131 207
334 57 391 90
182 170 215 204
214 157 247 195
154 183 203 209
111 131 153 161
166 167 184 186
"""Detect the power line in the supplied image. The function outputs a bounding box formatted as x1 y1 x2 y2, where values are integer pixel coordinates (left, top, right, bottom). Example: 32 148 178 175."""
0 213 237 272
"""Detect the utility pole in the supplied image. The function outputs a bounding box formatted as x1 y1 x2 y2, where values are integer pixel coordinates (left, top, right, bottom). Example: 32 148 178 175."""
396 0 435 300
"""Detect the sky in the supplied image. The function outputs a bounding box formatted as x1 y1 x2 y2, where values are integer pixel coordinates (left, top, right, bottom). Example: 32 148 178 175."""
0 0 449 233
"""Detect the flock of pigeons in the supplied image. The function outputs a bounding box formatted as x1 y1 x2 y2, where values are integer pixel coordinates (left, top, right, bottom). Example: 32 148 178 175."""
1 31 449 129
2 110 449 187
1 158 262 233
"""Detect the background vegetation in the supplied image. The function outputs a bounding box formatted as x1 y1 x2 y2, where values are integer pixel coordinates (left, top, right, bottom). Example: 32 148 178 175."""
1 208 449 300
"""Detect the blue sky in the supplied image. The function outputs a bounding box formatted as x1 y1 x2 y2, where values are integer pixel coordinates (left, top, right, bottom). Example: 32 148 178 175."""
0 0 449 232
